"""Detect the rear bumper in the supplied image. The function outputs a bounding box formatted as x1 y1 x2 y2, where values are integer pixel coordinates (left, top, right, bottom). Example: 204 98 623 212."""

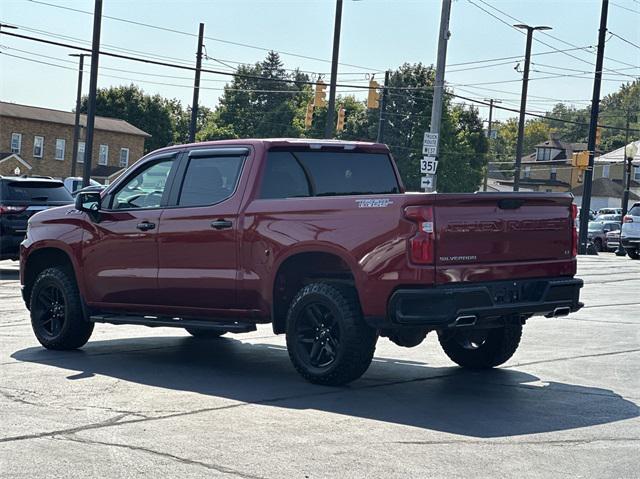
387 277 583 328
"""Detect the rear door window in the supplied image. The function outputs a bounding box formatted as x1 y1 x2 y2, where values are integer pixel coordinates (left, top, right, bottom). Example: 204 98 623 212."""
3 181 73 202
629 205 640 216
177 155 244 207
260 150 399 199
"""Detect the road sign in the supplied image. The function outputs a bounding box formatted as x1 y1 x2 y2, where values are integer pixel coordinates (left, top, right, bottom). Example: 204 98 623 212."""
421 175 434 190
423 132 439 156
420 157 438 174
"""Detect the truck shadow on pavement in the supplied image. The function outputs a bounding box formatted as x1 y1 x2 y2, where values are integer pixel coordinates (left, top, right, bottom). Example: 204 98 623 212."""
12 335 639 438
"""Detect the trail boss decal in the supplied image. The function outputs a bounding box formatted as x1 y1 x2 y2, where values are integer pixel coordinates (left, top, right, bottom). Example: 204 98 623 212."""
356 199 394 208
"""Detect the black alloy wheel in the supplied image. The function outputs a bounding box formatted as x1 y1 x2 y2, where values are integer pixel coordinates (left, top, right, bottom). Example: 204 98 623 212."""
294 302 341 369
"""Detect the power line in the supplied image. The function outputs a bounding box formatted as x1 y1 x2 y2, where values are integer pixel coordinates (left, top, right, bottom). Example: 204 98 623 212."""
25 0 383 71
2 29 637 133
446 45 597 67
611 1 640 14
469 0 639 76
609 32 640 51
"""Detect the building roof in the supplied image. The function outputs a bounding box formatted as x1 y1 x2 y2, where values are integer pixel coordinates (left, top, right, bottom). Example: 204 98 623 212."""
571 177 640 200
0 101 151 138
521 138 591 164
594 140 640 166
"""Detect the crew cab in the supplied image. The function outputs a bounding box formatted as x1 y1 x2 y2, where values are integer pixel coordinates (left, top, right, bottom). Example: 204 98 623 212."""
20 139 583 385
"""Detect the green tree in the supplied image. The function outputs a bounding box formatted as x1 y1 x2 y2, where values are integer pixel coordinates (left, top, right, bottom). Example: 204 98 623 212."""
80 84 176 152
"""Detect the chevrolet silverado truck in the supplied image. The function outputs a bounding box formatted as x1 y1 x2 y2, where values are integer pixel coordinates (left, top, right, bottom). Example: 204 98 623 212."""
20 139 583 385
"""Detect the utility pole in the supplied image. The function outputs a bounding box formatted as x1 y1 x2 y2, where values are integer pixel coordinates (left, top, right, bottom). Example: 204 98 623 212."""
69 53 89 177
482 98 500 191
376 70 390 143
616 111 637 255
189 23 205 143
82 0 103 188
428 0 452 191
513 24 551 191
325 0 343 139
578 0 609 254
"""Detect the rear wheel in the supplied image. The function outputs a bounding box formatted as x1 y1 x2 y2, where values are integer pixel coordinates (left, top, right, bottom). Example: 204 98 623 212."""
626 248 639 260
438 323 522 369
286 283 377 386
30 267 93 350
184 328 226 338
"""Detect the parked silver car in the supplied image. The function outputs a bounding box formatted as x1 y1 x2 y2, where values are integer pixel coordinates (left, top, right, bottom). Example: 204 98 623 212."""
621 202 640 259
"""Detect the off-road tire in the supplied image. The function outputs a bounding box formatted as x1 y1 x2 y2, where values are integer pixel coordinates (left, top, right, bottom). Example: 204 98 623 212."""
438 324 522 369
626 248 639 260
286 283 377 386
30 267 93 350
185 328 226 338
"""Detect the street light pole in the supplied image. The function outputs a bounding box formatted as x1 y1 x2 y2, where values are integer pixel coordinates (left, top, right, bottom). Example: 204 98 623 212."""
69 53 89 177
324 0 343 139
513 24 551 192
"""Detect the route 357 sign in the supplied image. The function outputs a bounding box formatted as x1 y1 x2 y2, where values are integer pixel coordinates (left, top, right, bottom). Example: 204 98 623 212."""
420 157 438 174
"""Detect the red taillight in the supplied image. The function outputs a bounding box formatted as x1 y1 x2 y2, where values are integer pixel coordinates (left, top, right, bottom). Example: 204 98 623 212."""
571 204 578 257
623 215 633 223
0 205 27 215
404 205 435 264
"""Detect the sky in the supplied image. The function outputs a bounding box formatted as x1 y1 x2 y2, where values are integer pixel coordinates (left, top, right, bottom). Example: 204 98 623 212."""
0 0 638 124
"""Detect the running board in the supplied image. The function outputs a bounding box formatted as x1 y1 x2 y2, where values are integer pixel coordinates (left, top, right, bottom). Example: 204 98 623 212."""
90 314 257 333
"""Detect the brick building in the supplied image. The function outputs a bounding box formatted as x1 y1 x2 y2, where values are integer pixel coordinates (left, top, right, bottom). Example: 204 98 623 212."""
0 101 150 183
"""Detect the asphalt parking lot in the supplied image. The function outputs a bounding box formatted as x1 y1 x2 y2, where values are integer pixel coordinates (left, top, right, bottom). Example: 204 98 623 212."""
0 255 638 478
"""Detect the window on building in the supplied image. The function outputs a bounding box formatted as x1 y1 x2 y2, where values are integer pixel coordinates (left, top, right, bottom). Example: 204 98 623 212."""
536 148 552 161
99 144 109 165
11 133 22 154
77 141 85 163
634 166 640 182
523 166 531 178
119 148 130 168
550 167 557 181
602 164 610 178
33 136 44 158
55 139 66 160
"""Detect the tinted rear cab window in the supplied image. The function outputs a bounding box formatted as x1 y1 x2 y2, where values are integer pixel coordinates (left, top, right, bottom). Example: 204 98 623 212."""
2 181 73 203
260 150 399 199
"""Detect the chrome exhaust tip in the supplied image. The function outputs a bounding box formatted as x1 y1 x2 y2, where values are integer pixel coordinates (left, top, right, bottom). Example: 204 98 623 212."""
454 315 477 327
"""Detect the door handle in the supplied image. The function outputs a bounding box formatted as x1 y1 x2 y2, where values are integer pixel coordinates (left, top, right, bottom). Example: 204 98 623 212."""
136 221 156 231
210 219 233 230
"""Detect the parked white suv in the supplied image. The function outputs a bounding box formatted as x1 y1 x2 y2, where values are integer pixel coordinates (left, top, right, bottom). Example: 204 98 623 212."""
621 202 640 259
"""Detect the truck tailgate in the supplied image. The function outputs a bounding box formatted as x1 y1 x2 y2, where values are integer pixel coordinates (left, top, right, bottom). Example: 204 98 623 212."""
433 193 576 284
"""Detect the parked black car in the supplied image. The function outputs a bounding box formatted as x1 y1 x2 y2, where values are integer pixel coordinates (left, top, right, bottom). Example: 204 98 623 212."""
587 220 621 252
0 176 73 260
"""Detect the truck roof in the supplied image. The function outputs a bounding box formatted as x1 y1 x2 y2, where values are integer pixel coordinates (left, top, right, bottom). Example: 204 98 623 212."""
151 138 390 156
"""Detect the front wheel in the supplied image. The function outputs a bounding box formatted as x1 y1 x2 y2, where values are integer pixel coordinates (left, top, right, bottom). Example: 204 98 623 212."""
438 324 522 369
30 267 93 350
286 283 377 386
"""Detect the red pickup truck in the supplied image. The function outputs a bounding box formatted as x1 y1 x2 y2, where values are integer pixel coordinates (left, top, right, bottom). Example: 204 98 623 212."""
20 139 583 385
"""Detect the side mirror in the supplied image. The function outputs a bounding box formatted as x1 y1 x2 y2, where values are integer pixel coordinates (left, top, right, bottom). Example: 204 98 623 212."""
75 191 102 218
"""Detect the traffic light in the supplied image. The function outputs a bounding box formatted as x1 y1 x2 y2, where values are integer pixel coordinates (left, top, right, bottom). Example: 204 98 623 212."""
314 81 327 107
367 80 380 109
572 151 589 169
336 107 346 132
595 127 602 148
304 103 314 129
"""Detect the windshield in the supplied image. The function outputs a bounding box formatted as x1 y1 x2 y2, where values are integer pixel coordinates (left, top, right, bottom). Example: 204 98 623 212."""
588 222 603 232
